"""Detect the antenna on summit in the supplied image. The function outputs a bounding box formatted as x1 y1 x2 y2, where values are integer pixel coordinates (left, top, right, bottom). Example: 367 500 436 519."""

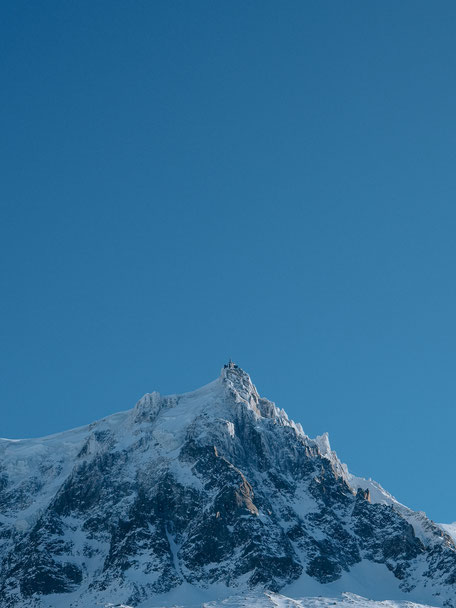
224 358 238 370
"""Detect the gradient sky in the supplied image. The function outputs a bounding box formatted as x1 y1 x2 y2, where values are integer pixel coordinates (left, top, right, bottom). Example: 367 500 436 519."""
2 1 456 523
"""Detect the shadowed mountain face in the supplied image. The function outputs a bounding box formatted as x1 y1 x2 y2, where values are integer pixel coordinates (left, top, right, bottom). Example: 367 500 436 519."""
0 365 455 607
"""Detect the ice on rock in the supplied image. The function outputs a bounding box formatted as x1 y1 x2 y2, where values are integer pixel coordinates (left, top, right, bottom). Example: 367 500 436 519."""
133 391 165 423
315 432 331 457
0 362 455 608
226 421 235 438
439 522 456 543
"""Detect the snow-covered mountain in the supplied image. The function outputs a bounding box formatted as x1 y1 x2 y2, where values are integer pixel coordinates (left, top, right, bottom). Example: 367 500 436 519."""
440 524 456 544
0 364 455 608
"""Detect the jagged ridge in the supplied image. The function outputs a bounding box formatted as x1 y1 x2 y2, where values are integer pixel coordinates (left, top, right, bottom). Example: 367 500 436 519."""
0 364 455 607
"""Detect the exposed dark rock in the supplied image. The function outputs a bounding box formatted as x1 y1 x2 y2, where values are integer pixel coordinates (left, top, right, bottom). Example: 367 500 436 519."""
0 364 455 607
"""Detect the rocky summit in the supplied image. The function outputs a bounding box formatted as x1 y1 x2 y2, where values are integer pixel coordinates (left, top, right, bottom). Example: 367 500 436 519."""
0 364 455 607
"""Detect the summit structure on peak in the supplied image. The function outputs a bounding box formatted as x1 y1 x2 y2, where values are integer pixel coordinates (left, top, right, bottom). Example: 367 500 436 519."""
223 358 238 369
0 365 455 608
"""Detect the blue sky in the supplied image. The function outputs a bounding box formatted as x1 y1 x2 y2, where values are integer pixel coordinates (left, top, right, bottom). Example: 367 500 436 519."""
2 1 456 523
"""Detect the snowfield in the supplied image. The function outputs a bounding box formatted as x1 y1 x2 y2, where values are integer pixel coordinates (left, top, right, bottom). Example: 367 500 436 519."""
112 591 440 608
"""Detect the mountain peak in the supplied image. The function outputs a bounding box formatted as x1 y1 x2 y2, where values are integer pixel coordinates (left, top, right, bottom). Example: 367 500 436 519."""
220 360 261 414
1 366 456 608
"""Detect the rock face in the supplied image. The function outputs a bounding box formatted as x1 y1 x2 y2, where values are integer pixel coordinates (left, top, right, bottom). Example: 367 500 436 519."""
0 365 455 607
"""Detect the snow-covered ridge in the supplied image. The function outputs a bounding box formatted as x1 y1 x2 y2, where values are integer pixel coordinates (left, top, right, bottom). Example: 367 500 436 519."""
0 365 352 469
0 364 452 542
155 591 440 608
440 522 456 542
1 363 455 608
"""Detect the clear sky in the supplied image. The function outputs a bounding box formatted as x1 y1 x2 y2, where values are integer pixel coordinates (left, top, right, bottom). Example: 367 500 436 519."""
2 1 456 523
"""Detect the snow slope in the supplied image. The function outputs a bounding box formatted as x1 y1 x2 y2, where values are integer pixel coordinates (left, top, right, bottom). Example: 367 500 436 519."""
0 364 455 608
103 591 441 608
440 523 456 543
170 591 440 608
